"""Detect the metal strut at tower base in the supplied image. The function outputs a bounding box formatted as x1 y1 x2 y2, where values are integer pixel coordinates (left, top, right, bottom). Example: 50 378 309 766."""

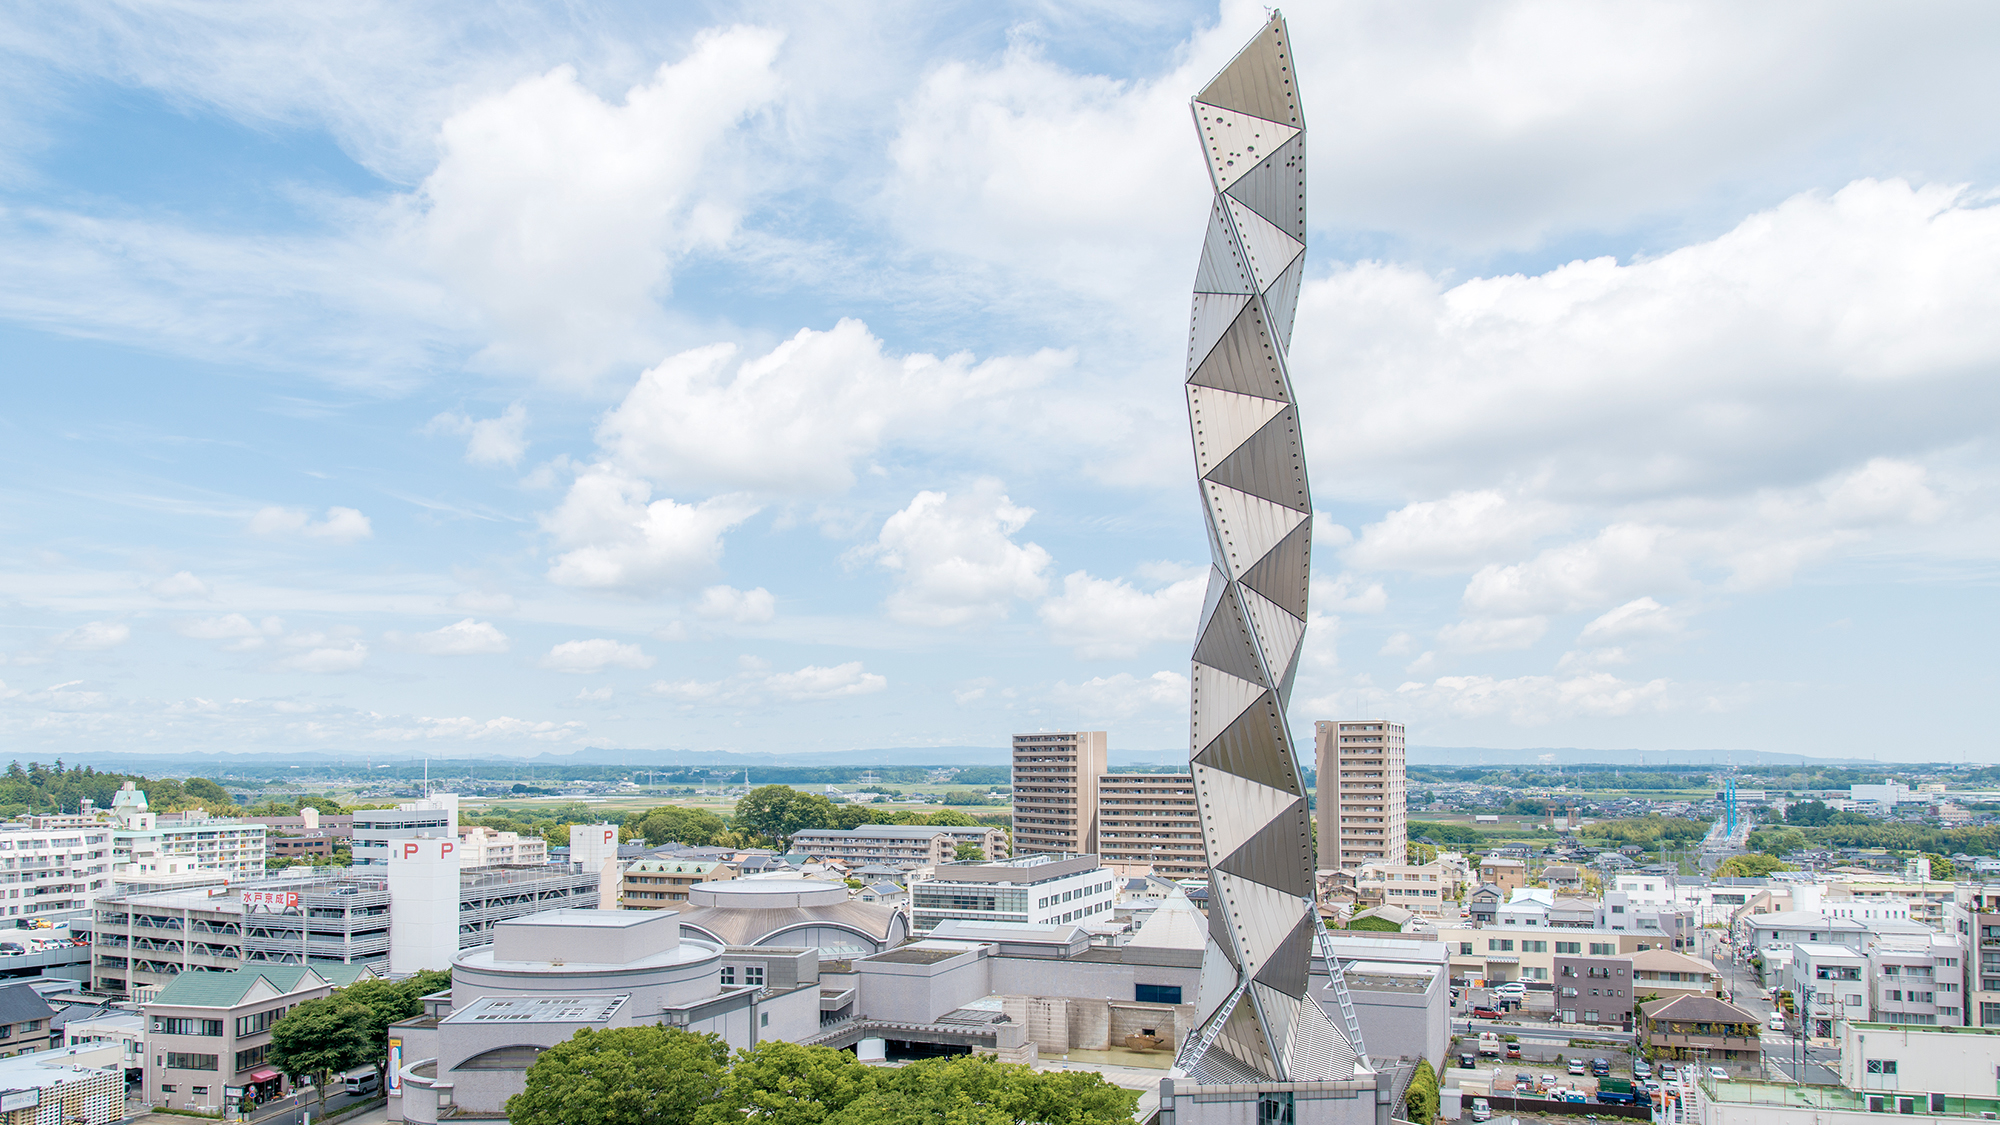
1170 11 1370 1086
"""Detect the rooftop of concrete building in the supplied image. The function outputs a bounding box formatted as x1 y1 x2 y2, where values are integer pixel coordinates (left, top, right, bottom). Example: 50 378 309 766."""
797 824 951 838
149 964 369 1008
1628 949 1718 973
867 947 970 965
1704 1079 2000 1118
923 854 1098 884
442 994 628 1025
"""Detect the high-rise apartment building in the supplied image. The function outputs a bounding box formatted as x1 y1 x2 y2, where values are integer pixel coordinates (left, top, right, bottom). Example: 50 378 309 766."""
1096 772 1205 879
1010 731 1107 856
1315 719 1407 871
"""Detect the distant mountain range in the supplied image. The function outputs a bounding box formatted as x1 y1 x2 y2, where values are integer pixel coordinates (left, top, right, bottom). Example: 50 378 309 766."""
32 744 1890 772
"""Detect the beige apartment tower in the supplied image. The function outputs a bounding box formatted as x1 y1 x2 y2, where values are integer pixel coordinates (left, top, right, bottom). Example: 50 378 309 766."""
1096 772 1204 878
1315 719 1407 871
1010 731 1107 856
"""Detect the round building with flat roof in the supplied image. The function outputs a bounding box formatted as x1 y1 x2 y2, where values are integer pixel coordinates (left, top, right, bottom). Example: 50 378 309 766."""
669 878 907 956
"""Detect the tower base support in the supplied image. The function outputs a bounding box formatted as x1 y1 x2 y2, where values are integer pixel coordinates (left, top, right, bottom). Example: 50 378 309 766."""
1158 1073 1395 1125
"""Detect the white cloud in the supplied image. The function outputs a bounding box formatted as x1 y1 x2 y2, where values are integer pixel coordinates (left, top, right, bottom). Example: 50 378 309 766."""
408 27 785 384
1824 457 1946 527
694 585 776 624
176 614 283 651
1394 671 1674 724
1347 491 1569 573
450 590 517 614
276 640 368 674
1437 616 1549 653
648 677 728 704
247 506 374 543
541 464 759 592
373 715 584 742
427 403 528 467
55 621 129 651
1579 598 1685 644
1047 670 1191 721
539 639 653 674
1313 573 1389 614
764 662 887 701
597 321 1064 497
391 619 510 656
1463 524 1687 617
1039 569 1205 658
146 570 212 600
866 480 1052 627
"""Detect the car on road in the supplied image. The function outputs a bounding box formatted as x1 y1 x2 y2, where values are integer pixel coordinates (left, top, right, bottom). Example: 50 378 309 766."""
1768 1016 1784 1034
1471 1006 1502 1020
1567 1059 1587 1076
1632 1060 1652 1079
1506 1043 1522 1060
1469 1097 1492 1122
1708 1066 1729 1081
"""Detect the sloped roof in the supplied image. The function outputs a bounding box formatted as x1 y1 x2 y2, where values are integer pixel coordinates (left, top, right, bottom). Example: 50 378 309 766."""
671 900 901 947
0 985 54 1026
1127 890 1206 952
150 966 328 1008
1639 994 1760 1023
1630 949 1717 974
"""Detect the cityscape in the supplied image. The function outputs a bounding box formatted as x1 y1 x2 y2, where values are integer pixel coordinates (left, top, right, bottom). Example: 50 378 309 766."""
2 5 1996 1125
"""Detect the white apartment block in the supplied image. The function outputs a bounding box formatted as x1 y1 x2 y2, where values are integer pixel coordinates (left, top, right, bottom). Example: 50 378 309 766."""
790 825 955 867
1314 719 1406 870
909 854 1114 933
1356 860 1465 919
454 826 546 866
1791 942 1869 1039
350 795 457 866
1011 732 1107 857
0 818 113 918
1869 936 1965 1027
107 784 265 883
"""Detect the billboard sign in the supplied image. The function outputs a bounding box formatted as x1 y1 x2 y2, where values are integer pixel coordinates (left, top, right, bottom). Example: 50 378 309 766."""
242 890 300 912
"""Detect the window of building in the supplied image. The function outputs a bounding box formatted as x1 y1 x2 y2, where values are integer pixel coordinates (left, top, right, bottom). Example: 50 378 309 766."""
236 1046 269 1071
166 1053 219 1071
1590 943 1615 956
744 966 765 986
1136 984 1183 1005
1459 943 1473 955
1522 941 1547 953
1556 942 1580 954
1865 1059 1898 1074
153 1018 224 1037
720 967 736 985
192 1087 209 1097
161 1086 176 1095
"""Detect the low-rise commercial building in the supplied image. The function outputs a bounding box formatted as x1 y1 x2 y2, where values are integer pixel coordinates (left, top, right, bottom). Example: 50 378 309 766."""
909 855 1115 934
1436 924 1657 985
1554 949 1635 1028
267 834 335 861
144 963 374 1110
620 859 736 909
1629 949 1720 1001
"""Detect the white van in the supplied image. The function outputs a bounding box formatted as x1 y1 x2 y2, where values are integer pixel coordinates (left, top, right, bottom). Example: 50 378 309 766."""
1767 1016 1784 1034
344 1072 381 1096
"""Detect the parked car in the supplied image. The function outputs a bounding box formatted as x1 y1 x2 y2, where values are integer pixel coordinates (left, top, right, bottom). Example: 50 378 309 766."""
1469 1098 1492 1122
1471 1006 1502 1020
1590 1058 1610 1076
1768 1016 1785 1034
1708 1066 1729 1081
1660 1064 1679 1081
1567 1059 1587 1076
1632 1059 1652 1079
1506 1043 1522 1060
1459 1053 1477 1069
345 1072 382 1096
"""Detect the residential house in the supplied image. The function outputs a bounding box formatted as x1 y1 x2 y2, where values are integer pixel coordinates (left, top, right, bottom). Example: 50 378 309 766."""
1479 856 1526 892
1790 942 1868 1039
1629 949 1720 1002
1638 994 1764 1063
1541 865 1584 892
0 985 55 1057
1466 883 1503 927
619 859 737 909
1554 949 1635 1028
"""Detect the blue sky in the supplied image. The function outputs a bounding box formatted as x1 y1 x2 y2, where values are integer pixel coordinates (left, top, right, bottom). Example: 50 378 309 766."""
2 1 1997 763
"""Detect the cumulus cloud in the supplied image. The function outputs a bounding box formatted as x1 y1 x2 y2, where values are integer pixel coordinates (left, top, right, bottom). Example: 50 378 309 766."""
597 321 1065 497
1039 569 1205 658
764 662 887 700
247 506 374 543
409 27 785 383
176 614 283 651
146 571 212 600
390 619 509 656
1393 672 1674 724
276 640 368 674
1437 616 1549 653
1579 598 1685 645
1047 671 1191 721
539 639 653 674
541 465 759 592
55 622 130 651
427 403 528 466
1313 573 1389 614
865 480 1052 627
1463 524 1688 618
1347 492 1570 573
694 585 776 624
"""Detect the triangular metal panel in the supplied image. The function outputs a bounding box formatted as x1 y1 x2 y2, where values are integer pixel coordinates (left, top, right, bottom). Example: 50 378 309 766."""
1187 293 1252 377
1214 800 1314 900
1254 913 1315 999
1193 933 1240 1026
1196 565 1228 635
1240 585 1306 682
1204 408 1309 513
1208 1000 1279 1082
1276 633 1305 710
1226 197 1304 293
1210 870 1309 973
1240 518 1311 619
1193 694 1302 794
1264 252 1306 352
1189 585 1267 687
1192 765 1299 860
1193 200 1255 296
1286 996 1360 1081
1224 132 1307 242
1249 980 1298 1071
1195 16 1303 128
1191 662 1267 754
1187 299 1287 401
1194 102 1301 194
1204 482 1307 583
1189 385 1287 476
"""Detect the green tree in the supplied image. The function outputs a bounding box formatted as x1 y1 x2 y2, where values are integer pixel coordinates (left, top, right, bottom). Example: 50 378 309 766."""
340 970 452 1090
508 1027 729 1125
1715 853 1794 878
733 786 836 847
183 778 232 806
1925 853 1957 879
846 1056 1137 1125
924 809 977 827
1407 841 1438 865
1347 915 1403 932
268 997 374 1120
1787 799 1833 826
700 1041 876 1125
1404 1059 1439 1125
622 806 729 848
953 842 986 863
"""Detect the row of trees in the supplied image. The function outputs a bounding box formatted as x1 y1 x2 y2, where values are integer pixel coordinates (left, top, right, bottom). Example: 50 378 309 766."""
0 762 234 818
1581 815 1711 847
267 970 451 1118
507 1029 1138 1125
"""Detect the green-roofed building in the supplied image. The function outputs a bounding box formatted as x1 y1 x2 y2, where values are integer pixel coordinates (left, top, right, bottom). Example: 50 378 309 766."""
145 963 376 1112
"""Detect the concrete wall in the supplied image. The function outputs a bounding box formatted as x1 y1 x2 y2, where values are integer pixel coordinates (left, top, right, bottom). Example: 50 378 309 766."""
1162 1076 1387 1125
1310 968 1446 1067
988 953 1200 1004
856 949 992 1024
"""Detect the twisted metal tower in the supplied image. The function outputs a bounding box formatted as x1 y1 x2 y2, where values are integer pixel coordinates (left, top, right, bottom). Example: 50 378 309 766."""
1174 12 1367 1085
